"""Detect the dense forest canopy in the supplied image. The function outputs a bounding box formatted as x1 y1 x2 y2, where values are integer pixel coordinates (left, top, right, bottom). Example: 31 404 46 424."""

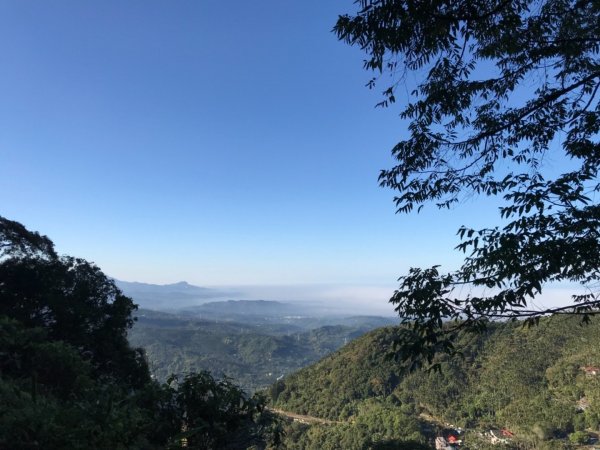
335 0 600 367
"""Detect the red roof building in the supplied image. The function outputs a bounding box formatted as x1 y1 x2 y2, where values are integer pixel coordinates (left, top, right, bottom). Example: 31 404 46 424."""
581 366 600 376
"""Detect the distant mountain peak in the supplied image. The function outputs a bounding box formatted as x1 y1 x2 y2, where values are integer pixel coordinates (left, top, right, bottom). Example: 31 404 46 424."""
113 279 238 310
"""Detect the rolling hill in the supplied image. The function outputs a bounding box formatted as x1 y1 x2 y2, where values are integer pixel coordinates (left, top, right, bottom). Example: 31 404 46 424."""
270 316 600 449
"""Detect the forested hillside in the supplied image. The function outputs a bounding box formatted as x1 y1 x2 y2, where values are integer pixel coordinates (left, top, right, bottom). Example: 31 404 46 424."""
129 309 392 392
271 317 600 449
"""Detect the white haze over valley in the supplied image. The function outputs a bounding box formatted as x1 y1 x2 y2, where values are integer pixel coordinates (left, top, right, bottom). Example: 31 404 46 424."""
219 283 399 316
116 278 577 318
115 279 398 316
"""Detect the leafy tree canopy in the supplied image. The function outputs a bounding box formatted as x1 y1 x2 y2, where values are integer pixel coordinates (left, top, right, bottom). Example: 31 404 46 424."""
0 216 149 388
0 216 56 260
335 0 600 367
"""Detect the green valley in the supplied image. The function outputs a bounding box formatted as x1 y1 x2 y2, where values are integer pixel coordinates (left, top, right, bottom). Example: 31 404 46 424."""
129 307 395 392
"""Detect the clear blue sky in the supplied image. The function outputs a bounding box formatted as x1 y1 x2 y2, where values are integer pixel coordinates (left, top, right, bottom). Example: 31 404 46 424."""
0 1 503 299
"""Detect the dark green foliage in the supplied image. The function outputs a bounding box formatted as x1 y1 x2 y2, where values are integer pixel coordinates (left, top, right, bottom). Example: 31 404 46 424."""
0 316 94 399
0 255 150 388
335 0 600 365
166 372 279 449
371 441 431 450
568 430 589 444
0 316 160 449
0 215 149 389
277 420 431 450
0 216 56 259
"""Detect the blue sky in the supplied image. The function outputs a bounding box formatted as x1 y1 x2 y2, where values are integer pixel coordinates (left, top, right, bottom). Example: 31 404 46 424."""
0 1 513 309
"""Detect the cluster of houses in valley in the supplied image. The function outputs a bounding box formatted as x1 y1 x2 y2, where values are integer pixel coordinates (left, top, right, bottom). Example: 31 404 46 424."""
435 427 516 449
432 364 600 450
435 434 461 450
435 429 463 449
581 365 600 377
488 428 515 445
